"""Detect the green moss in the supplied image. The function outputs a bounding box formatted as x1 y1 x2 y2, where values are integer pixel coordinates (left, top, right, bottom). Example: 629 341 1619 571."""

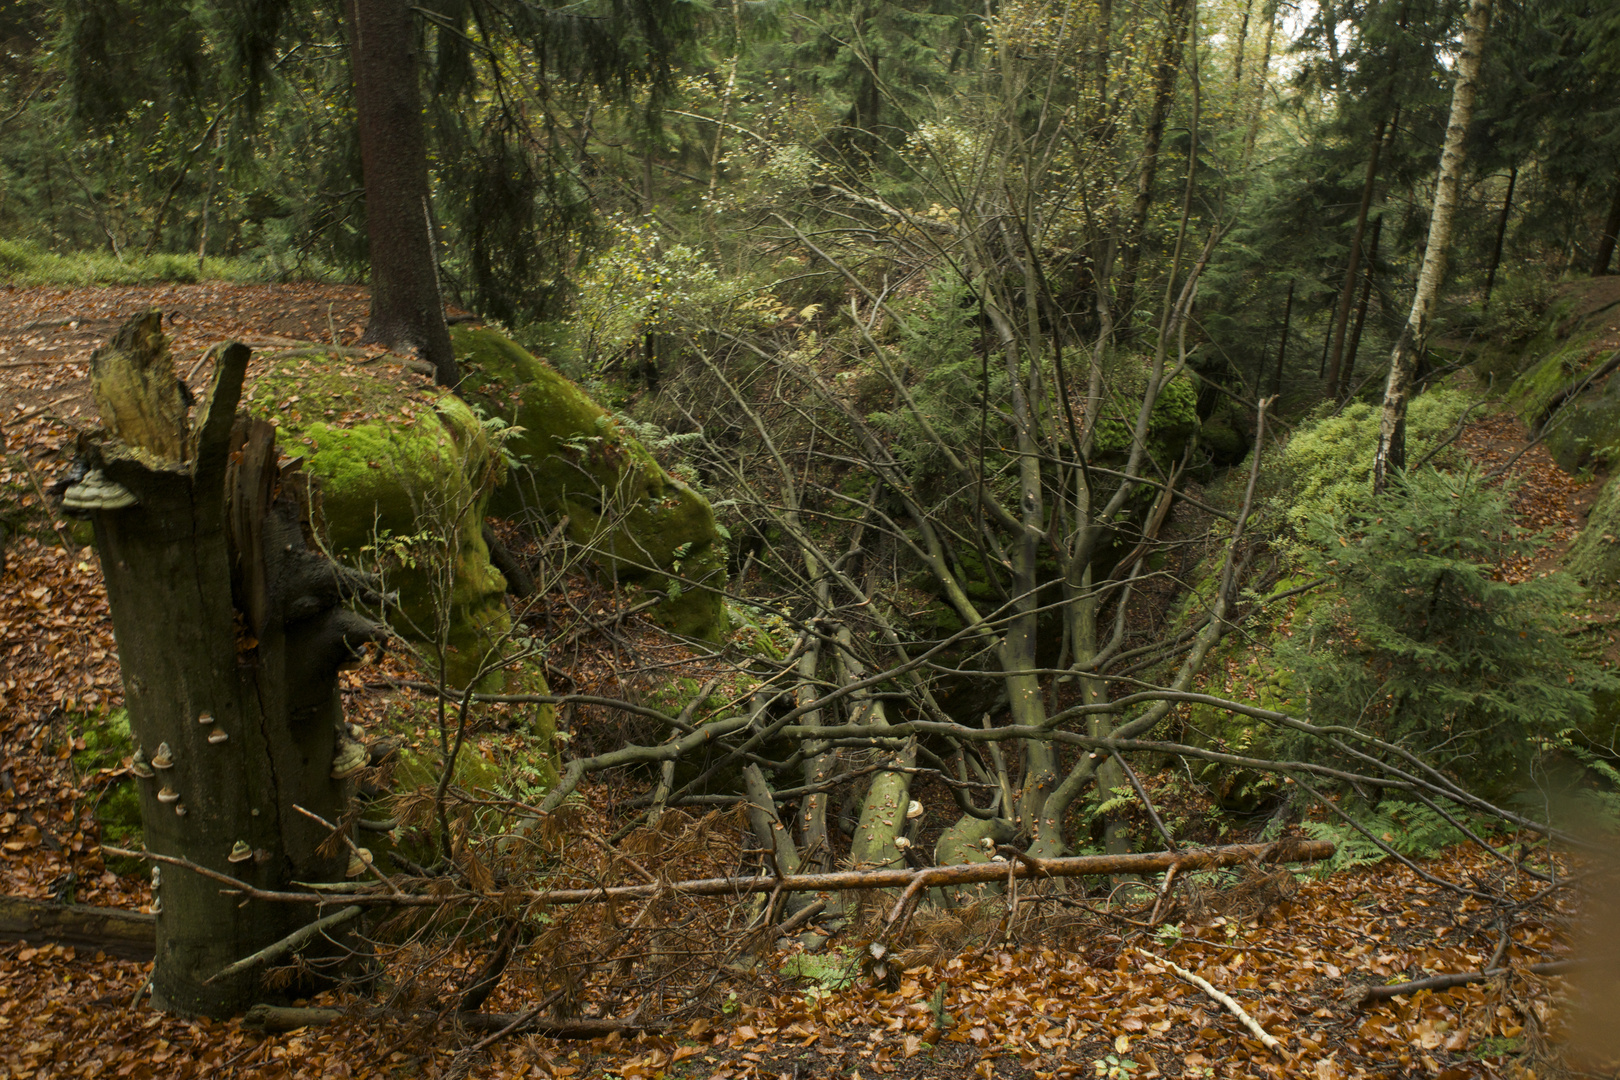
1569 472 1620 588
241 353 557 757
1091 370 1202 464
725 602 795 661
70 711 143 873
452 325 729 642
1275 391 1472 535
393 745 509 794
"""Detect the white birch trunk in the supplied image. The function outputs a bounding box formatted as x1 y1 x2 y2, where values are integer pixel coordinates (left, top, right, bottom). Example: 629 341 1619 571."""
1372 0 1492 492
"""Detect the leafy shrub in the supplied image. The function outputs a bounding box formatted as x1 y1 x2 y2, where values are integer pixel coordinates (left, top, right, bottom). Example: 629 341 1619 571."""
1477 272 1556 349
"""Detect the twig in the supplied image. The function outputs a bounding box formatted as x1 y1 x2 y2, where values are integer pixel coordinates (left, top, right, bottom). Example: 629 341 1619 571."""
1111 748 1178 852
1138 947 1288 1059
464 988 566 1053
293 804 403 896
1148 863 1179 926
206 906 362 983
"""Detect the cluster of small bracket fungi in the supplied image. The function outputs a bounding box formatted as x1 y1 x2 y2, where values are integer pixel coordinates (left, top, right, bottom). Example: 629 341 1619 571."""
126 711 377 896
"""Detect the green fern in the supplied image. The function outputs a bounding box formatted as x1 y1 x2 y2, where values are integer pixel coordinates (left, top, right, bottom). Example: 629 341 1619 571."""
1301 799 1478 874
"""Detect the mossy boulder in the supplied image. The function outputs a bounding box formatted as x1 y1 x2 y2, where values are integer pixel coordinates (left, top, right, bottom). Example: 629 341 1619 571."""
1090 369 1202 466
451 326 729 643
1199 400 1251 468
243 355 509 682
1506 337 1620 473
1570 472 1620 589
240 353 555 769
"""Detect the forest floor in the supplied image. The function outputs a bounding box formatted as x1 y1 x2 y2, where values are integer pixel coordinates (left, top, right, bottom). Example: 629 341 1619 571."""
0 284 1615 1079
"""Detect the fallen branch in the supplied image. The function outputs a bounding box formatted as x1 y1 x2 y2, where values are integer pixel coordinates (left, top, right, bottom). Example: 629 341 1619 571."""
881 841 1326 928
207 905 361 983
107 840 1333 909
1351 957 1586 1007
0 896 155 960
240 1003 661 1039
1139 947 1287 1059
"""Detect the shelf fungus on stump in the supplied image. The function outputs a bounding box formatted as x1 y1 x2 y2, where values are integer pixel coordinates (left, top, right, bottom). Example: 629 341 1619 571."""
54 310 389 1018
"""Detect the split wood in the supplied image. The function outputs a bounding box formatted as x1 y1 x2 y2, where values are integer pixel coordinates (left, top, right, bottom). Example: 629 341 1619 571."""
1137 947 1288 1060
104 839 1333 909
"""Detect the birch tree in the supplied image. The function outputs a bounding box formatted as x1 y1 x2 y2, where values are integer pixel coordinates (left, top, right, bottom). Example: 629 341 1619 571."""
1372 0 1493 493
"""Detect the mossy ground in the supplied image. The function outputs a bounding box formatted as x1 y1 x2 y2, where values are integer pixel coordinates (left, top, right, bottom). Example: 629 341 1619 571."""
70 710 144 873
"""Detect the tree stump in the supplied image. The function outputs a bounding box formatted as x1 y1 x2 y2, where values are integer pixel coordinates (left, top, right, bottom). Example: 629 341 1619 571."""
62 311 387 1016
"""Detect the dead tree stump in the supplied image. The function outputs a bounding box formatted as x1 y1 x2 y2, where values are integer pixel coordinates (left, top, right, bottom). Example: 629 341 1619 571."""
61 311 387 1016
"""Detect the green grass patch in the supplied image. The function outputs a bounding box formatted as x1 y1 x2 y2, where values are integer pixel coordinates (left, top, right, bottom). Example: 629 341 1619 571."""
0 238 290 287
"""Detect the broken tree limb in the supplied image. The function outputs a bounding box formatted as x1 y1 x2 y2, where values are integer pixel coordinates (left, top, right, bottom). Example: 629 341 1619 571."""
207 906 362 984
1139 947 1287 1059
239 1003 661 1039
109 840 1333 910
1351 957 1586 1007
0 895 155 960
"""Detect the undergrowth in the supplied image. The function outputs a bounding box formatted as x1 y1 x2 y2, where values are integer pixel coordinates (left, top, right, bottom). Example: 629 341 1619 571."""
0 238 290 287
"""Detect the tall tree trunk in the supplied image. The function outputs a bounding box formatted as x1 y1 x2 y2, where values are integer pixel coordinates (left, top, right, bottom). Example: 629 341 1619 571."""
1482 164 1517 303
1115 0 1193 329
348 0 459 388
1231 0 1253 86
1325 117 1390 398
67 312 386 1017
1339 214 1382 399
1592 171 1620 276
1373 0 1491 493
1268 279 1294 397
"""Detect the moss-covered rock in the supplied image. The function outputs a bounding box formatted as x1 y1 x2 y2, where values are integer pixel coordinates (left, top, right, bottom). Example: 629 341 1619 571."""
452 326 729 642
239 352 556 774
1506 337 1620 473
242 355 518 685
1090 369 1202 466
1569 472 1620 588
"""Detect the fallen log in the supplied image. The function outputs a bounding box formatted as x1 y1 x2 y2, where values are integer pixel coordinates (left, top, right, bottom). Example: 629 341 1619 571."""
240 1003 659 1039
0 895 155 960
108 839 1335 909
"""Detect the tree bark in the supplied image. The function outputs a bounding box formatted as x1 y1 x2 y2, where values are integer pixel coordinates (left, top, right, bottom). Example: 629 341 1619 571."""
347 0 459 388
65 311 388 1017
1340 214 1382 399
1373 0 1491 492
1592 170 1620 277
1325 117 1389 398
1482 164 1516 303
1268 278 1293 397
1115 0 1194 330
